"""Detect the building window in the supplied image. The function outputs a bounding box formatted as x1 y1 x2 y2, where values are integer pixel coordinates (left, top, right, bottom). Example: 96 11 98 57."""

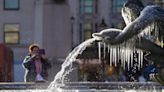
80 0 97 14
84 0 93 13
154 0 164 7
83 23 93 40
4 24 20 44
4 0 19 10
113 0 125 13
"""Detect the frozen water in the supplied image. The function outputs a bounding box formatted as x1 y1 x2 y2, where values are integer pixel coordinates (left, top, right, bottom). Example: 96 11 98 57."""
98 42 101 63
48 38 97 90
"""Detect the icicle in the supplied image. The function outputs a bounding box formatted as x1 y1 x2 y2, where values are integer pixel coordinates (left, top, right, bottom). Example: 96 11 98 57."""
127 50 129 70
123 54 126 70
114 47 117 66
117 46 120 63
112 47 114 66
125 49 127 68
121 48 124 68
128 50 131 70
110 47 113 66
113 47 115 66
138 50 144 70
131 50 133 68
120 48 123 68
148 24 151 38
98 42 101 63
125 49 128 69
103 43 106 59
123 48 126 70
161 36 163 48
108 45 110 53
119 48 122 67
112 47 114 65
141 51 143 68
138 50 141 70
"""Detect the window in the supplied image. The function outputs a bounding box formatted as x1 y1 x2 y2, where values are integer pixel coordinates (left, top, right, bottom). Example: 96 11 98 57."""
154 0 164 7
80 0 97 14
4 0 19 10
4 24 20 44
84 0 93 13
80 22 98 42
113 0 125 13
83 23 93 40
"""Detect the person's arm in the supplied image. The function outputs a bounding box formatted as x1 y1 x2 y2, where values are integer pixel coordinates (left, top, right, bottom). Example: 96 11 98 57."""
22 55 35 69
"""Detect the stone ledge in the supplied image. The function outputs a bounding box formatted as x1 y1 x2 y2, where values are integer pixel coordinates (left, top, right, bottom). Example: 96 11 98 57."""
57 82 164 90
0 82 164 90
0 82 50 89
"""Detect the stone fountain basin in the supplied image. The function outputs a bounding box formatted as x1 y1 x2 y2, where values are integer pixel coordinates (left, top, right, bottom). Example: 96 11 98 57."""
0 82 49 89
56 82 164 92
0 82 163 92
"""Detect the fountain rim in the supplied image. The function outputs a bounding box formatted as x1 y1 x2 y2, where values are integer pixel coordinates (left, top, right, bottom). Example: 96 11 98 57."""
55 81 164 90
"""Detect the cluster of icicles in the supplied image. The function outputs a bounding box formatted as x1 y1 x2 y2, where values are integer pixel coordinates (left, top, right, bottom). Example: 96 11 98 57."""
98 22 163 71
98 41 144 70
141 22 163 48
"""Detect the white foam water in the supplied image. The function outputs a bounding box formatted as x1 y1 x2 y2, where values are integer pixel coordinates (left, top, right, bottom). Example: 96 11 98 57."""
48 38 97 90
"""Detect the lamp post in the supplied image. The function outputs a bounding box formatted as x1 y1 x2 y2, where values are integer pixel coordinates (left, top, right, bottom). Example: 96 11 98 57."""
99 19 107 31
70 16 75 49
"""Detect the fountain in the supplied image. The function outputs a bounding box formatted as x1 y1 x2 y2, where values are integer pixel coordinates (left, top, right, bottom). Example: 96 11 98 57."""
48 0 164 91
1 0 164 92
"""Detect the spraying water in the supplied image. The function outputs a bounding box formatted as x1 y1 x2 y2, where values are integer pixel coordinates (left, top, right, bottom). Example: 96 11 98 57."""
48 38 97 90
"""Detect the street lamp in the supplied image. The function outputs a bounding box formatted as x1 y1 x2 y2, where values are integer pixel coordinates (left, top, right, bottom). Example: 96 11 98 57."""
70 16 75 49
99 19 107 31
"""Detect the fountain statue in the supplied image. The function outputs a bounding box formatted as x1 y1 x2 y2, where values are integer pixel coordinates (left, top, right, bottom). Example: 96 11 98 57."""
93 0 164 84
47 0 164 91
93 0 164 55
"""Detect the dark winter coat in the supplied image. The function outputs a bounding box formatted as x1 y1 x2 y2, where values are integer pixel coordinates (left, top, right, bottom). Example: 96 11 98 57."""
22 54 51 82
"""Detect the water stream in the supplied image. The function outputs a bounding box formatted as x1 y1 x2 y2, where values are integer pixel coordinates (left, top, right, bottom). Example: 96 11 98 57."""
48 38 97 90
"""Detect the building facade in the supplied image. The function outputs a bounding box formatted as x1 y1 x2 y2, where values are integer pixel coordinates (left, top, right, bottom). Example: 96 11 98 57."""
0 0 161 82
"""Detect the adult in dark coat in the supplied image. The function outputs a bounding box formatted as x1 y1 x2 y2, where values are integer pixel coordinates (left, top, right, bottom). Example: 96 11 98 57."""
22 44 51 82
